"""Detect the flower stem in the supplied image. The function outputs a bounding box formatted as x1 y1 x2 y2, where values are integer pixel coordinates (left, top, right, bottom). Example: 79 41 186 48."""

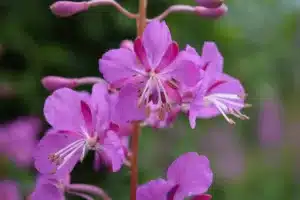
137 0 147 36
130 122 141 200
67 184 111 200
130 1 147 200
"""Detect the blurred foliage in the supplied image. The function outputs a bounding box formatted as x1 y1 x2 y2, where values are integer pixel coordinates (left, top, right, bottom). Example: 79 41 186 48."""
0 0 300 199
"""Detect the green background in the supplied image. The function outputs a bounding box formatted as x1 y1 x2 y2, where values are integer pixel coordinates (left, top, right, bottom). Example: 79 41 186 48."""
0 0 300 199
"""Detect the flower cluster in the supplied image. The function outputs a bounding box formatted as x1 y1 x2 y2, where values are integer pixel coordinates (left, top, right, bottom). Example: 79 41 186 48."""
99 20 249 129
20 0 250 199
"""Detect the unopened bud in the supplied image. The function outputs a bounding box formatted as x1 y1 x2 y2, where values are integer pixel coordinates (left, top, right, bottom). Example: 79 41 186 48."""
41 76 77 91
195 4 228 18
120 40 134 51
192 194 212 200
196 0 224 8
50 1 89 17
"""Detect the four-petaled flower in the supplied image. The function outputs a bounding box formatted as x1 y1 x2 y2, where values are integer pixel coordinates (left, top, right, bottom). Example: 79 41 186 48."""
99 20 200 122
34 83 126 177
181 42 249 128
137 152 213 200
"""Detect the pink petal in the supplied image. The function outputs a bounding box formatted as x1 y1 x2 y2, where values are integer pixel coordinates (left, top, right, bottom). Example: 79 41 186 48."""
162 51 201 87
31 180 64 200
142 20 172 66
167 152 213 199
34 131 82 177
163 81 181 104
185 45 203 66
91 82 110 131
80 100 93 133
137 178 174 200
155 42 179 72
207 74 245 111
99 48 139 84
201 42 223 73
44 88 89 133
101 131 125 172
114 84 146 123
134 37 151 71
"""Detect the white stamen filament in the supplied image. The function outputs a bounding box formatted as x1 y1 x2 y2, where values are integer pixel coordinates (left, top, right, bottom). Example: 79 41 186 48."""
57 142 85 170
205 92 249 124
138 71 172 110
54 139 85 157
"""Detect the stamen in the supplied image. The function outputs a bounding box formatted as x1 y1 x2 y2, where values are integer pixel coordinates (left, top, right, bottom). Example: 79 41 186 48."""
210 93 241 100
211 99 236 125
205 92 250 124
57 143 84 170
145 106 151 117
158 108 166 120
48 139 85 170
53 139 85 157
238 93 248 99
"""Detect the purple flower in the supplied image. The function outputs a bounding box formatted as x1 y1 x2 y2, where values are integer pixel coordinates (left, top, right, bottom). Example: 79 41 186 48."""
31 174 111 200
0 180 21 200
181 43 249 128
0 117 41 167
99 20 200 122
137 152 213 200
34 82 126 177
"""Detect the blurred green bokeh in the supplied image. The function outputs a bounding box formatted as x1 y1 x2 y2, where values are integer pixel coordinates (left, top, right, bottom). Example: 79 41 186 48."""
0 0 300 199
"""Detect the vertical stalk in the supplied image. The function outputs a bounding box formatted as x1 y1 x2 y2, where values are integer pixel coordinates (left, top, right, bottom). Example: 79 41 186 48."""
130 1 147 200
137 0 147 36
130 122 140 200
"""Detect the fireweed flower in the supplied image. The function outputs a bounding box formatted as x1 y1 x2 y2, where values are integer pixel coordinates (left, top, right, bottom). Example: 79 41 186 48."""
99 20 200 122
31 174 111 200
34 82 126 177
0 117 41 167
137 152 213 200
181 42 249 128
0 180 21 200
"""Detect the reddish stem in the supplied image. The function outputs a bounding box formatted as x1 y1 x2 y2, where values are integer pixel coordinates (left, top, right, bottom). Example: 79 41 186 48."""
130 122 140 200
130 1 147 200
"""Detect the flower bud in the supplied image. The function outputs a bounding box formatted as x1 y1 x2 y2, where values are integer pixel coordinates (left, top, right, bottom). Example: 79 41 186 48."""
41 76 77 91
196 0 224 8
120 40 134 51
50 1 89 17
192 194 212 200
194 4 228 18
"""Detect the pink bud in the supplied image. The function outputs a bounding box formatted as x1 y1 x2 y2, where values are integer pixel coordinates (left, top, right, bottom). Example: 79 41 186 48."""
50 1 89 17
196 0 224 8
195 4 228 18
41 76 77 91
120 40 134 51
192 194 212 200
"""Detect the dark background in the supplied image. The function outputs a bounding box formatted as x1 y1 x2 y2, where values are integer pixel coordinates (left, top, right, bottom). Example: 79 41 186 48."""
0 0 300 199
